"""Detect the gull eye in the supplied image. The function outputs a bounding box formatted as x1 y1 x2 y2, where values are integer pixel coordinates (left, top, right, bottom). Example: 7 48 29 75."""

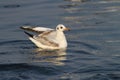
60 26 63 29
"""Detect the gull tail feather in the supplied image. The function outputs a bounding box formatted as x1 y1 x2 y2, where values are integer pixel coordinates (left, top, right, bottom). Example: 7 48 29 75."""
24 31 41 48
24 31 33 38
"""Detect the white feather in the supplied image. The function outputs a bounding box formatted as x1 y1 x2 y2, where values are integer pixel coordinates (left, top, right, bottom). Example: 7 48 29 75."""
32 27 54 31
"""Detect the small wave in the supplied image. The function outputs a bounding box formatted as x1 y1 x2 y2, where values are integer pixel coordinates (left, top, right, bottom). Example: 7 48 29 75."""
0 63 61 75
83 73 120 80
68 49 92 55
0 40 30 46
69 40 98 50
2 4 20 8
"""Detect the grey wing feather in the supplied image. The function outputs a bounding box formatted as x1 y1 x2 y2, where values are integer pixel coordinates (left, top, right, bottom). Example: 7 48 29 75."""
20 26 44 34
34 30 59 47
39 30 58 42
21 26 58 47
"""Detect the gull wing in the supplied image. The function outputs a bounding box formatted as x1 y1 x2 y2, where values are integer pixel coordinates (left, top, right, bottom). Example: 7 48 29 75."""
34 30 59 47
23 30 59 47
20 26 54 33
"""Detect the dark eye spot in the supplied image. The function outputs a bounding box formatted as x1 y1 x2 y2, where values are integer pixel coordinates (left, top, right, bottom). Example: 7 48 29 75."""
60 26 63 29
57 27 59 30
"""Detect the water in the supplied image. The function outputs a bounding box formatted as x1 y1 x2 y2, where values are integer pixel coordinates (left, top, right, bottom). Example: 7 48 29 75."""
0 0 120 80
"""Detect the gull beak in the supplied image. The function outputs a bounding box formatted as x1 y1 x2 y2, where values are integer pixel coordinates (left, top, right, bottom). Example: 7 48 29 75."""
64 27 70 31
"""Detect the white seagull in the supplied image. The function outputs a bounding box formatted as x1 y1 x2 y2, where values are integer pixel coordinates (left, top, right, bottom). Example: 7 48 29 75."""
20 24 70 50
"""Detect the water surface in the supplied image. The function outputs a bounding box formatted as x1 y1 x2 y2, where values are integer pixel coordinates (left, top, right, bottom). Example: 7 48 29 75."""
0 0 120 80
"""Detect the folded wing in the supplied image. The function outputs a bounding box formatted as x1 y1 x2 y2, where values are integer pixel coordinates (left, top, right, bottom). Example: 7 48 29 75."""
20 26 59 47
34 30 59 47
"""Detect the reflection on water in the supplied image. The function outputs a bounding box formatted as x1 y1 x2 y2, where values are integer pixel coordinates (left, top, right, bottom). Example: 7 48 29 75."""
32 49 67 66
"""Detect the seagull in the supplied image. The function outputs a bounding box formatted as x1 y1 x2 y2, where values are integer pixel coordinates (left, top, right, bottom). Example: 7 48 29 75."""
20 24 70 50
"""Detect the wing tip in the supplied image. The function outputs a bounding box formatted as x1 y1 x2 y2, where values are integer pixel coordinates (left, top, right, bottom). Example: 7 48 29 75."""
20 26 28 30
24 31 34 38
20 26 33 31
20 26 24 29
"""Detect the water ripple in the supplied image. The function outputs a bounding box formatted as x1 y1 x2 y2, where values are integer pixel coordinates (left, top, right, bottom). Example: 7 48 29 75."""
0 63 65 80
0 63 61 75
0 40 29 46
83 73 120 80
69 40 99 50
2 4 21 8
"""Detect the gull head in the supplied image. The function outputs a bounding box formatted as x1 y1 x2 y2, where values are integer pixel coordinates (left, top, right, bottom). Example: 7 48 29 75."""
56 24 70 32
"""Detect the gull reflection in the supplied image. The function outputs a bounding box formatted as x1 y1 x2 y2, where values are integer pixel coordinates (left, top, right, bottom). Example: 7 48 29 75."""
32 49 67 66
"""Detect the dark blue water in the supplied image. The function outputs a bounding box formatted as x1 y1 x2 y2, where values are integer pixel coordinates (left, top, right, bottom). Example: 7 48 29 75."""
0 0 120 80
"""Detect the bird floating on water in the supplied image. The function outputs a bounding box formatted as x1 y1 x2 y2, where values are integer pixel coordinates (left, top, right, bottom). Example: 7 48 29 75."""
20 24 70 50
